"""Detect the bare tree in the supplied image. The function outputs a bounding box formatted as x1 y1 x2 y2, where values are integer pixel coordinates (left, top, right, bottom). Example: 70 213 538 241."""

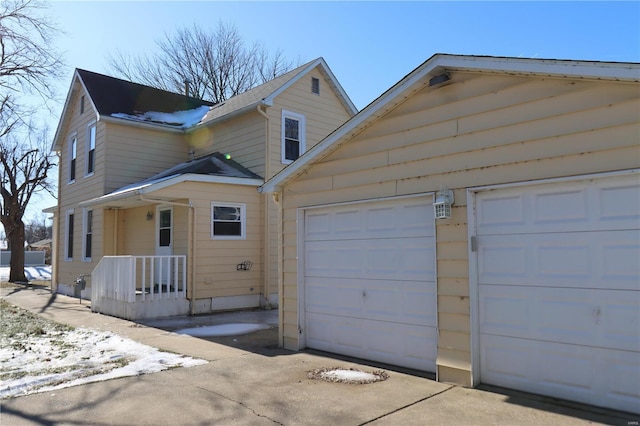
0 0 62 282
1 129 56 282
108 22 296 103
0 0 64 135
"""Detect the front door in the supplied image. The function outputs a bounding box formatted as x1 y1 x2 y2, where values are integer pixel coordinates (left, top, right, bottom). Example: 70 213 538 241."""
155 206 173 285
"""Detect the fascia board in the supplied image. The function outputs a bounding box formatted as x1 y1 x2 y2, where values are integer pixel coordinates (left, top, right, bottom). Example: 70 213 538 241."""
80 174 263 208
438 54 640 82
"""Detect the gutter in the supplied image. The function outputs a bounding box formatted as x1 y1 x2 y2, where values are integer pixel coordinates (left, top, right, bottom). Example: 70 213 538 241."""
139 196 197 315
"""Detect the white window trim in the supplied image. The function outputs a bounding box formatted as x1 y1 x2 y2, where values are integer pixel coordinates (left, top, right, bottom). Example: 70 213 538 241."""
82 208 93 262
68 133 77 184
65 209 74 261
281 110 306 165
85 122 96 177
211 202 246 240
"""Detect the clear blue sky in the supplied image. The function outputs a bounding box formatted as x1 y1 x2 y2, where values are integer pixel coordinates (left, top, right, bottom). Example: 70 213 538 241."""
17 0 640 224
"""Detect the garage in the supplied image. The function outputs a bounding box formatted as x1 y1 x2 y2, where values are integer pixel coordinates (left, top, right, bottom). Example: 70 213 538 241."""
301 195 437 371
472 172 640 413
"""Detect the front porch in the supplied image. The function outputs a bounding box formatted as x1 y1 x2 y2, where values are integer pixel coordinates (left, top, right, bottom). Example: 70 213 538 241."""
91 255 189 320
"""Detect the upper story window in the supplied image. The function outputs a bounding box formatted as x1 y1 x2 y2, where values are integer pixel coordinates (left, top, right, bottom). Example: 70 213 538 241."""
69 135 77 183
311 77 320 95
86 123 96 176
281 110 306 164
211 203 245 240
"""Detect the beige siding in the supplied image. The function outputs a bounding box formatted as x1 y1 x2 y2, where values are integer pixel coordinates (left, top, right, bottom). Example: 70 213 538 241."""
279 72 640 385
188 112 266 178
55 84 108 287
105 123 188 192
151 182 263 300
268 67 355 180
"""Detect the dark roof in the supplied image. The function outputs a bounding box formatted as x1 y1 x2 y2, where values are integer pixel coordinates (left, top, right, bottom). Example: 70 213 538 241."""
137 152 262 183
76 69 214 117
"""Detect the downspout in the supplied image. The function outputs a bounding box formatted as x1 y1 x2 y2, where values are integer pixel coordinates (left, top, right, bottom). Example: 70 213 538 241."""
139 196 196 315
113 209 118 255
256 104 271 307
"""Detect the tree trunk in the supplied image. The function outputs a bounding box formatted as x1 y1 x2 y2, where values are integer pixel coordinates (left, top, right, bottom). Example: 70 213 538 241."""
7 219 27 283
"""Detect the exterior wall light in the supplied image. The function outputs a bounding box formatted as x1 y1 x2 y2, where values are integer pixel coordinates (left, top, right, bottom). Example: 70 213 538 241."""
433 189 454 219
146 211 153 221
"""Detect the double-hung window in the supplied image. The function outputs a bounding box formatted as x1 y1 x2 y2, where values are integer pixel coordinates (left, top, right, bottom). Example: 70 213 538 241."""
69 135 77 183
86 123 96 176
211 203 245 240
82 209 93 261
281 110 305 164
65 210 74 260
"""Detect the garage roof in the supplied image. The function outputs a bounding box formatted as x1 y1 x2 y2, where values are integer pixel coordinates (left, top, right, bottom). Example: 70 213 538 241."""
260 54 640 193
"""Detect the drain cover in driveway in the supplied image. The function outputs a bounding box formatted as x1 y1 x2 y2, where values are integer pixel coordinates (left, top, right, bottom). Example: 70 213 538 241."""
307 367 389 384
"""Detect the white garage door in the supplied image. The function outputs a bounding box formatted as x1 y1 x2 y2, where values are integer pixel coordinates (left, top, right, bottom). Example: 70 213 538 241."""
474 173 640 414
303 196 437 371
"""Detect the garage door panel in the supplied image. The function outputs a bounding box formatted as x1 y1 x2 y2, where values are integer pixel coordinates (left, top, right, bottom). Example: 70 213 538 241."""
306 237 435 281
476 174 640 235
479 230 639 290
476 174 640 414
304 196 436 372
306 312 437 371
305 199 434 241
480 285 640 352
306 276 436 327
481 334 640 413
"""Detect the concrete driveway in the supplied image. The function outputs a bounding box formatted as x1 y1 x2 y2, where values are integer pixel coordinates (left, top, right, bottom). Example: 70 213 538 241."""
1 284 635 426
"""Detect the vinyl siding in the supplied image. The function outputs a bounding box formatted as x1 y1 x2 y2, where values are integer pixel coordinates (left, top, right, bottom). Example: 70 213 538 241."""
279 72 640 385
188 112 266 178
104 123 188 192
55 85 108 287
151 182 263 300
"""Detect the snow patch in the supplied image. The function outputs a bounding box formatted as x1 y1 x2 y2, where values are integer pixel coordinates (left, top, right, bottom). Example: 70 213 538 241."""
0 327 207 398
176 323 271 337
307 367 389 384
111 105 210 128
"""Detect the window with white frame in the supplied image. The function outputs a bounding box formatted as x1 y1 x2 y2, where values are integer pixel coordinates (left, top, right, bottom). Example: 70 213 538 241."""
86 123 96 176
65 210 74 260
69 135 77 182
82 209 93 261
281 110 305 164
211 203 245 239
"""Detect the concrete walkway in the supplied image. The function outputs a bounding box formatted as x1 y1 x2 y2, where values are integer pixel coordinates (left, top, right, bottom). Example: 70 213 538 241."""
1 285 634 426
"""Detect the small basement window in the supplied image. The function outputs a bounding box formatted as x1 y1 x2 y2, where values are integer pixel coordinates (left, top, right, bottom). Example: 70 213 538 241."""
211 203 246 240
311 77 320 95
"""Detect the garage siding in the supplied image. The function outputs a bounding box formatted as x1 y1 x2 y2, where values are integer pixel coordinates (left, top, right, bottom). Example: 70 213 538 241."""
280 71 640 385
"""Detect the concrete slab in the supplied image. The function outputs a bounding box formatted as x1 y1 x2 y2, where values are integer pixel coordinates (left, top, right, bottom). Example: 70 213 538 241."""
1 284 637 426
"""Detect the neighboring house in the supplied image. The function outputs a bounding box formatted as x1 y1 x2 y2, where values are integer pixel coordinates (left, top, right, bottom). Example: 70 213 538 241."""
48 58 357 318
261 54 640 414
28 239 53 265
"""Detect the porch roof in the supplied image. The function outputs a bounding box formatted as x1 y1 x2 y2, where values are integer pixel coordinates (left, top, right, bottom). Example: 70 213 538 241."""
80 153 263 209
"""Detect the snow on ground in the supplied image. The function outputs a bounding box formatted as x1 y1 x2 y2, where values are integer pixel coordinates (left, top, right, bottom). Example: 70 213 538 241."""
175 323 271 337
0 266 52 282
0 312 207 399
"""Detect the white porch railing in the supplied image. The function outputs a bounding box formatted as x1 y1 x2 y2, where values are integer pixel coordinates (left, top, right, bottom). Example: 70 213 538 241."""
91 255 189 320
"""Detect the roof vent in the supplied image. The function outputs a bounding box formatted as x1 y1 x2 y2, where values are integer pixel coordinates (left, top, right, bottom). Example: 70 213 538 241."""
429 73 450 87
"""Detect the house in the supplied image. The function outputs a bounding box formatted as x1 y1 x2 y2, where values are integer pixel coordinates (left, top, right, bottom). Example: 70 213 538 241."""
48 58 357 318
260 54 640 414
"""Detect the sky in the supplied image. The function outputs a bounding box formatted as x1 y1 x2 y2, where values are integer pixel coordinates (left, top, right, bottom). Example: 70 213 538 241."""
11 0 640 227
